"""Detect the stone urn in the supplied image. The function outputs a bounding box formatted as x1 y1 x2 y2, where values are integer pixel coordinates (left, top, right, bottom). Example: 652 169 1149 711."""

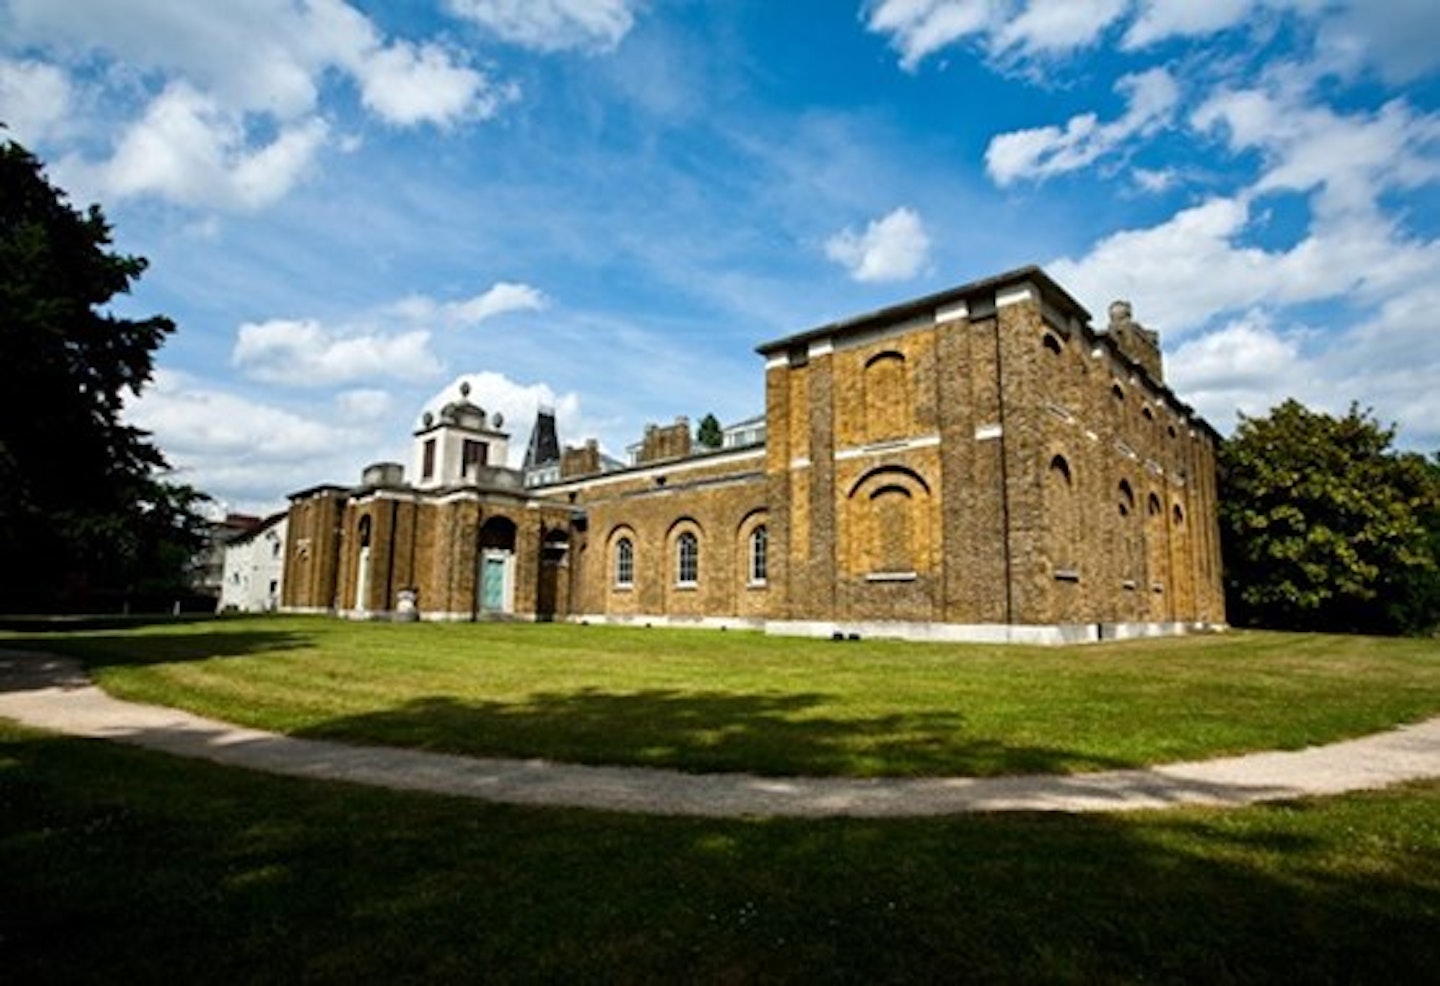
395 588 419 622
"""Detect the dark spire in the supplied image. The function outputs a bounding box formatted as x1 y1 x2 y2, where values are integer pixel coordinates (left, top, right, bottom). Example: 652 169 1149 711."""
523 405 561 469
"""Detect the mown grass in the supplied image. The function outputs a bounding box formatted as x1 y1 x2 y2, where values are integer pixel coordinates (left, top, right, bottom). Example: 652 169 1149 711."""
2 721 1437 984
4 615 1437 777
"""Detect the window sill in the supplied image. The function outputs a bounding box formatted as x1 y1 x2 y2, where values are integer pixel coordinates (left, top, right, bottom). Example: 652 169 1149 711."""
866 571 917 583
747 579 768 590
614 584 633 592
675 582 698 591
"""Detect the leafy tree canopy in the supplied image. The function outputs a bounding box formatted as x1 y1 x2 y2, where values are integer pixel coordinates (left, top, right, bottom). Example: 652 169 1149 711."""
0 137 204 611
1219 399 1440 635
696 412 723 450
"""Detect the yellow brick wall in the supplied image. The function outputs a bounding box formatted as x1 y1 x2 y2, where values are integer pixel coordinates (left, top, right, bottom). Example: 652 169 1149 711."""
288 270 1224 634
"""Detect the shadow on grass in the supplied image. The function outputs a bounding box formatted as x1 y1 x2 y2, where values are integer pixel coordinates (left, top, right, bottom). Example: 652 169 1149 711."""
0 623 315 671
2 724 1437 984
296 689 1135 777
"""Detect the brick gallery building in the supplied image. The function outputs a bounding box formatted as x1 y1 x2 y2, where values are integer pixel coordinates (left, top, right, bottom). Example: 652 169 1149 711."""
282 266 1225 643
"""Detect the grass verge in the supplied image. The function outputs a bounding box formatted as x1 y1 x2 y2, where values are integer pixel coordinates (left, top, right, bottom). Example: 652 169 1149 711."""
3 615 1438 776
2 720 1437 984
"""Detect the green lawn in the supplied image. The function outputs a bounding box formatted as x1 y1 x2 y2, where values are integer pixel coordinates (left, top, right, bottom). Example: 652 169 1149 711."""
2 721 1437 984
4 615 1438 777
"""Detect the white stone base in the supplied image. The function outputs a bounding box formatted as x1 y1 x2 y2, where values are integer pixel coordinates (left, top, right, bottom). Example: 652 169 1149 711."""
766 620 1079 645
290 607 1225 643
572 613 767 633
573 615 1225 645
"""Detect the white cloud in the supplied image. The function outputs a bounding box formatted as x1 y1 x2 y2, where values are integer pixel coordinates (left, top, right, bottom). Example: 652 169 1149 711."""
3 0 515 209
864 0 1131 69
825 206 931 282
1122 0 1259 49
1049 197 1275 333
1049 194 1435 337
233 319 443 386
1169 311 1307 389
354 40 514 127
864 0 996 71
993 0 1130 59
1132 167 1177 192
420 371 587 467
452 282 550 323
0 58 72 144
1318 264 1440 450
1194 91 1440 220
130 371 353 459
1049 70 1440 334
52 82 328 210
5 0 502 124
9 0 337 118
394 282 550 327
125 370 380 509
1318 0 1440 84
865 0 1393 76
985 68 1178 186
446 0 638 53
1164 314 1316 434
336 389 394 420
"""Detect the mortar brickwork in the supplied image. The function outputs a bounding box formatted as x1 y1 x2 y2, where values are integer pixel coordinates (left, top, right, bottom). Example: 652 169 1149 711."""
282 265 1224 641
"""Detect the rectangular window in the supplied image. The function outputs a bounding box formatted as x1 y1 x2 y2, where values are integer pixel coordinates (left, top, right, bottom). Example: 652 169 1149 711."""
422 438 436 480
462 439 487 477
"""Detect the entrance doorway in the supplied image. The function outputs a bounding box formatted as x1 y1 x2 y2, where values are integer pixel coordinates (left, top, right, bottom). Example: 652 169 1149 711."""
477 516 517 617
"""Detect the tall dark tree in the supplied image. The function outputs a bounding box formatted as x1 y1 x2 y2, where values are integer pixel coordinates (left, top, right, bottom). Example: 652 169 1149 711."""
1219 399 1440 634
696 412 723 450
0 137 195 611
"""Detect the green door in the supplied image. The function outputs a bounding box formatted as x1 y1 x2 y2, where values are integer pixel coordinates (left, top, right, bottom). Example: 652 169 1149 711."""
481 554 506 613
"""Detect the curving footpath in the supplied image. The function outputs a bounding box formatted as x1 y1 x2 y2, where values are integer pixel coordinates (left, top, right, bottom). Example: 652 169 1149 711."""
2 651 1438 818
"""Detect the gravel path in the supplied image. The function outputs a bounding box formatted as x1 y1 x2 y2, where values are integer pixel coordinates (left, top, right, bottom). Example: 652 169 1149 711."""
3 651 1437 818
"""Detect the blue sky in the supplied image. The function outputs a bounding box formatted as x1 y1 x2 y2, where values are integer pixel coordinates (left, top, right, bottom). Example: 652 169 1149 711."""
2 0 1438 514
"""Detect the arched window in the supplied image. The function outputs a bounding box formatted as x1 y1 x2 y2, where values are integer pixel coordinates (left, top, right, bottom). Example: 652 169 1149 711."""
845 466 933 577
872 486 914 572
864 350 910 441
1043 333 1063 355
749 525 768 584
1118 479 1136 517
676 532 699 585
1146 492 1167 602
357 514 372 547
614 537 634 587
1046 455 1078 575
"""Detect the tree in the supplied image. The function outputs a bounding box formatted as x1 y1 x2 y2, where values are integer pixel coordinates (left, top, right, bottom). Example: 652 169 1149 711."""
696 413 723 450
1219 399 1440 634
1386 454 1440 635
0 137 197 611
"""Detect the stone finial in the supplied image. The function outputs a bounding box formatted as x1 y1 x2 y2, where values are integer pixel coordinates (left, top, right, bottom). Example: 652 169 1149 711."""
459 381 472 399
1108 300 1133 327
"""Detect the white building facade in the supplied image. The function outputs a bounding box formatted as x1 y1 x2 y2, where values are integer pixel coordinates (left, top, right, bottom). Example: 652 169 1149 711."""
218 513 288 613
